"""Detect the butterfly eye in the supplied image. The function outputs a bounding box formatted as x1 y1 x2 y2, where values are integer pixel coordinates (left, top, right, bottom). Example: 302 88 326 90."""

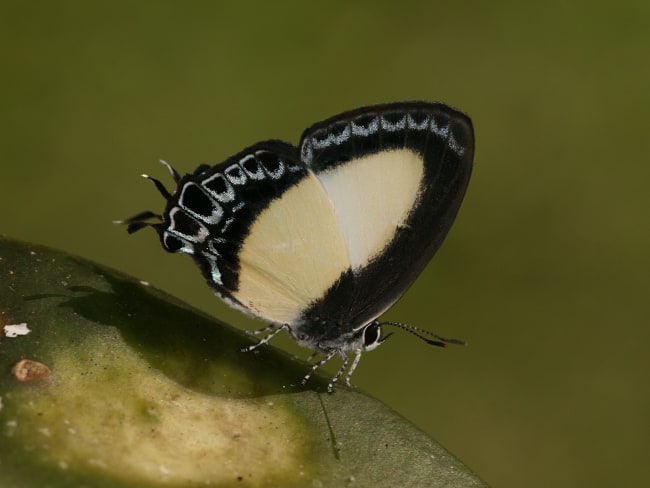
362 321 383 351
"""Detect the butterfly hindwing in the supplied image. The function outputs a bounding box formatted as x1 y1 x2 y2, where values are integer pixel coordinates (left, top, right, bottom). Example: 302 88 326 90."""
158 140 311 308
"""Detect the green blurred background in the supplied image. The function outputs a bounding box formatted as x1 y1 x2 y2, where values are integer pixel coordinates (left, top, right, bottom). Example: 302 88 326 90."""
2 1 649 486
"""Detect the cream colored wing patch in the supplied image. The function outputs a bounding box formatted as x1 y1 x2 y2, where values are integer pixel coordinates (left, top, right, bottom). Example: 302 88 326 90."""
235 172 351 324
315 148 424 270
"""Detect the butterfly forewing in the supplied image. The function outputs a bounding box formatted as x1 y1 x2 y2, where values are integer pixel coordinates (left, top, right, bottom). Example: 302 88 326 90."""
296 102 474 335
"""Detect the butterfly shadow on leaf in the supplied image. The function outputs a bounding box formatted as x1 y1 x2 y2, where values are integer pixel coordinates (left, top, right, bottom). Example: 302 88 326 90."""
25 262 330 399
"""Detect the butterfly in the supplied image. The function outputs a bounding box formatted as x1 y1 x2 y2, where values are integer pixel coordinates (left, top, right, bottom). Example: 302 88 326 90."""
120 101 474 392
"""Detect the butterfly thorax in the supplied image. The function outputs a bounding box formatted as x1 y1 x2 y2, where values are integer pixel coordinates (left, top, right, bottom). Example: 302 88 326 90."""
289 315 383 354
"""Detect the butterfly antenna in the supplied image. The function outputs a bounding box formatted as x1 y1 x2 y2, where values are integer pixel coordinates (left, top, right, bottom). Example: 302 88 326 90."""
380 321 466 348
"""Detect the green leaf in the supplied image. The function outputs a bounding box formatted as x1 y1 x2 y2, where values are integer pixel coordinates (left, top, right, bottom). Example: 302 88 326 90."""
0 237 487 487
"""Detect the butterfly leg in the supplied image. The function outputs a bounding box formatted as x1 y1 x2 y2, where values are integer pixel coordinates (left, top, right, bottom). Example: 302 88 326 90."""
305 351 319 363
246 324 278 336
345 350 363 387
301 350 336 389
327 351 350 392
241 324 288 352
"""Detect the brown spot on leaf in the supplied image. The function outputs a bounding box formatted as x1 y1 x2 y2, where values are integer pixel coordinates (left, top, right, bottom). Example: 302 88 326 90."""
12 359 52 382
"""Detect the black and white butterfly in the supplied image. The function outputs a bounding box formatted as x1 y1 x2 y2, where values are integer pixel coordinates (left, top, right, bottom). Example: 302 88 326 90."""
120 101 474 392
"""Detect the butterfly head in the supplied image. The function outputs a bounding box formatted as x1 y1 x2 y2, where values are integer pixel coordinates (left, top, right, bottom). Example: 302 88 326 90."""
355 320 392 352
